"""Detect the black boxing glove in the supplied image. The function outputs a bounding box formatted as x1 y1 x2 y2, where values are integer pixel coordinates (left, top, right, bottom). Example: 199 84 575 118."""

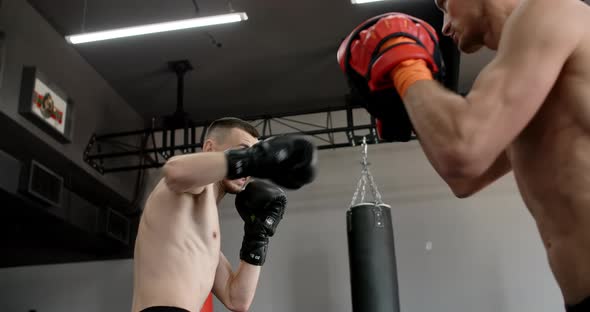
235 180 287 266
225 135 317 189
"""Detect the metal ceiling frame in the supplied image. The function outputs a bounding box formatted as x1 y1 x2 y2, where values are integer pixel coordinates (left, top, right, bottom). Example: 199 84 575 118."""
83 103 405 174
83 59 416 174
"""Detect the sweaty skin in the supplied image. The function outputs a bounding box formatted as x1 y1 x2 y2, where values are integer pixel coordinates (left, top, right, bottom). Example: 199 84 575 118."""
132 128 260 312
132 181 221 312
398 0 590 304
511 59 590 304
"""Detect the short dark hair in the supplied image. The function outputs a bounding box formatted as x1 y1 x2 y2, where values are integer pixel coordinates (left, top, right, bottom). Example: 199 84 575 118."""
205 117 259 141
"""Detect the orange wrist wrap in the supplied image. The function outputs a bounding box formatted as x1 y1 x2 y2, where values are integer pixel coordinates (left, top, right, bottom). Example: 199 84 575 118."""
380 37 434 97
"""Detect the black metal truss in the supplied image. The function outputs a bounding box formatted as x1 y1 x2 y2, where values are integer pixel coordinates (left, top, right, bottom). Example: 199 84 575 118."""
84 59 417 174
83 104 405 174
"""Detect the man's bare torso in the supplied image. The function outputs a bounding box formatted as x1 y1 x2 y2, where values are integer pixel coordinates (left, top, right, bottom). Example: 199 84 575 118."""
132 180 220 312
508 4 590 303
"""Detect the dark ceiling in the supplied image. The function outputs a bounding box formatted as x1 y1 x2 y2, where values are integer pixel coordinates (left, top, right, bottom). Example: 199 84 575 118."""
27 0 447 123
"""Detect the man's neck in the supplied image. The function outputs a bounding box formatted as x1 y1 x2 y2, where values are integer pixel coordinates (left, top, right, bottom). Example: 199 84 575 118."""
483 0 519 50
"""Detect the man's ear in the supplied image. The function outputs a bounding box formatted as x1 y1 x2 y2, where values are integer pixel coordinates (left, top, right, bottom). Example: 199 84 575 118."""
202 139 215 152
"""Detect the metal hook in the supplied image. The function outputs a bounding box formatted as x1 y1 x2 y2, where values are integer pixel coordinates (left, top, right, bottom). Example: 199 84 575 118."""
361 136 369 167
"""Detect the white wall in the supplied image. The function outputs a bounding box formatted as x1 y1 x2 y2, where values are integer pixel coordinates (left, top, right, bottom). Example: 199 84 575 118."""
0 142 563 312
215 142 563 312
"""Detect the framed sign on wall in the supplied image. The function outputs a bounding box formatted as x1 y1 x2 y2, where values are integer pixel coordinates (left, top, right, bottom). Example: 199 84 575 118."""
18 67 74 143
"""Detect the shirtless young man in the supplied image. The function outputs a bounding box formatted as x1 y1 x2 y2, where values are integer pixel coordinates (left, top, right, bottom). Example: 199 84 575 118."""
131 118 317 312
338 0 590 310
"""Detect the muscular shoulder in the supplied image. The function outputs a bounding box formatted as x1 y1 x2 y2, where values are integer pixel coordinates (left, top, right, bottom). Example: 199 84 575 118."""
496 0 584 66
507 0 586 38
518 0 584 17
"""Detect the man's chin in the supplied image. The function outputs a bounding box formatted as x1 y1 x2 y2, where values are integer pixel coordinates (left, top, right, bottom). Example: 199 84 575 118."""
459 40 484 54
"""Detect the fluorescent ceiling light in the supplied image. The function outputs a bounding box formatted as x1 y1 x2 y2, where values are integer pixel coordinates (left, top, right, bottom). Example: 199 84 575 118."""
351 0 389 4
66 12 248 44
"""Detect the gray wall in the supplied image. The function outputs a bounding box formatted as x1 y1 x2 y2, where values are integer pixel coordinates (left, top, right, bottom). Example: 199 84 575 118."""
0 0 145 200
0 1 563 311
216 142 563 312
0 260 133 312
0 142 564 312
458 48 495 93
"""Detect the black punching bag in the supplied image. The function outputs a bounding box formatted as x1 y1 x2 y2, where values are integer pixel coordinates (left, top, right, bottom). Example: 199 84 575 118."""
347 203 400 312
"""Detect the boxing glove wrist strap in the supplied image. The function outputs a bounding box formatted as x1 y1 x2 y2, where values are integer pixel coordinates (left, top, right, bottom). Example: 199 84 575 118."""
391 59 433 97
240 235 269 266
225 149 255 180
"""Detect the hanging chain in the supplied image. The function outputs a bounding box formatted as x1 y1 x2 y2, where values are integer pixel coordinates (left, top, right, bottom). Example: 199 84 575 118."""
366 168 383 204
350 137 384 207
361 175 367 203
350 171 364 207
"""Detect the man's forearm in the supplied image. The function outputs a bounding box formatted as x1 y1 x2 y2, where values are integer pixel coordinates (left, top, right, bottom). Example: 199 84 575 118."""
227 261 261 310
403 80 480 178
214 257 261 312
162 152 227 193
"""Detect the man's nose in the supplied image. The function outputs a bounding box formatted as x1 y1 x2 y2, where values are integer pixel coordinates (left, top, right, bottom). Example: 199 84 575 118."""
442 14 452 36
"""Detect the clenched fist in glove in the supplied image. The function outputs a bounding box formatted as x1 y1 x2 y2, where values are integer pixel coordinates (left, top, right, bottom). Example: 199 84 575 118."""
226 135 317 190
337 13 445 142
235 179 287 266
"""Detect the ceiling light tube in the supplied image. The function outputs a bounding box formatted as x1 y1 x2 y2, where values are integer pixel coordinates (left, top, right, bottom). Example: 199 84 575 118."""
66 12 248 44
351 0 389 4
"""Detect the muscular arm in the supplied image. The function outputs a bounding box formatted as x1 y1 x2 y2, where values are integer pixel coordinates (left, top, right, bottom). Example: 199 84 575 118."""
447 152 511 198
162 152 227 194
402 0 579 190
212 252 261 312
